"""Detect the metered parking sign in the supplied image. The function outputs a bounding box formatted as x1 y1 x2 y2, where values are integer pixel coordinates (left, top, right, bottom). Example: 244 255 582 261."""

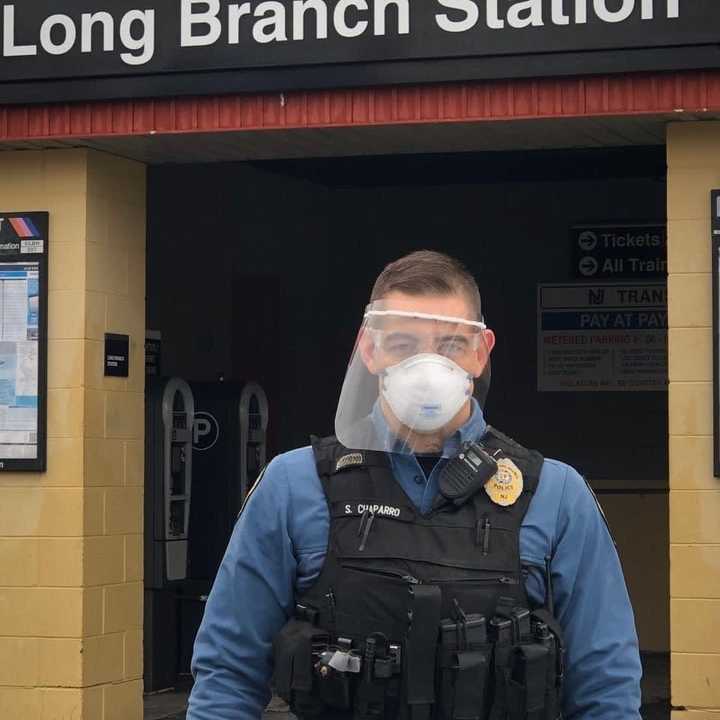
537 283 668 392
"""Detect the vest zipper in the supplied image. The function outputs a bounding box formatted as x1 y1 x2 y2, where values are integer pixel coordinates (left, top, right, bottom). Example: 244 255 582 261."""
342 564 515 586
342 563 420 585
427 575 517 585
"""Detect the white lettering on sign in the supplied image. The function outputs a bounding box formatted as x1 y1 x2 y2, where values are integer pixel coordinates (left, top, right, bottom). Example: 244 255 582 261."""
3 5 37 56
434 0 679 31
181 0 408 46
600 231 663 248
2 4 155 64
0 0 687 66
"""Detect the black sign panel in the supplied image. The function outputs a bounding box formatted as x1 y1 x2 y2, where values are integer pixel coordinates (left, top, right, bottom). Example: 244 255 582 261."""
0 211 48 472
712 191 720 477
571 224 667 280
1 1 720 103
105 333 130 377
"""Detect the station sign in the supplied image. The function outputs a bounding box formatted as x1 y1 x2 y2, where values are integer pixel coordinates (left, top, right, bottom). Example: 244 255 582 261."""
571 224 667 280
538 282 667 393
1 1 720 103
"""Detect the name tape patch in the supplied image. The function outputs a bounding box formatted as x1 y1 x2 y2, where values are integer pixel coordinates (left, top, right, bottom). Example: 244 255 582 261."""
345 503 401 518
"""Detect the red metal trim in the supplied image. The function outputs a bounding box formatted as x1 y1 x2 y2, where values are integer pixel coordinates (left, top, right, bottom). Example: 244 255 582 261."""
1 70 719 142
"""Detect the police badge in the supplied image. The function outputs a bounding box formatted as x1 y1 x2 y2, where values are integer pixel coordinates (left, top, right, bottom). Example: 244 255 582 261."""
484 457 524 507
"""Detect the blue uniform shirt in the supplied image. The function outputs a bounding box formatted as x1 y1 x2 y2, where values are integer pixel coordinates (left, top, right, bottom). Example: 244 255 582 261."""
188 404 642 720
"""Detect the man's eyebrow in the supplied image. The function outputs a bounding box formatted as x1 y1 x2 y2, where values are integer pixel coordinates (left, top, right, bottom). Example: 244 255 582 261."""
385 331 417 341
438 334 469 344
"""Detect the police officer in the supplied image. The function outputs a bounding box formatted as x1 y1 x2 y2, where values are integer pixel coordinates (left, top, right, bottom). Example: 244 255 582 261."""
187 251 642 720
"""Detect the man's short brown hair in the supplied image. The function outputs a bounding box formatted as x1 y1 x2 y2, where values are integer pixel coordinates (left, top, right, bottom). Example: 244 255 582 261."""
370 250 482 320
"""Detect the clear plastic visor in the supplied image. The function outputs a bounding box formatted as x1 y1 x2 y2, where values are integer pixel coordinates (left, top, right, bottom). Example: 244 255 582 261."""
334 303 492 457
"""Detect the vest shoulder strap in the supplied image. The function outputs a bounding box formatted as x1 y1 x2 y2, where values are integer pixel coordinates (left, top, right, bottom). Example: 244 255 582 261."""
311 435 391 477
481 425 545 496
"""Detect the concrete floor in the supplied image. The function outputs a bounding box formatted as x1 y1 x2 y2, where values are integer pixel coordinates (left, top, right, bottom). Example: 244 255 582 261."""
145 653 671 720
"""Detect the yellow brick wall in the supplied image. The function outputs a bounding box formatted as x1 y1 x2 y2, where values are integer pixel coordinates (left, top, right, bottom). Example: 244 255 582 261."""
667 122 720 718
0 149 146 720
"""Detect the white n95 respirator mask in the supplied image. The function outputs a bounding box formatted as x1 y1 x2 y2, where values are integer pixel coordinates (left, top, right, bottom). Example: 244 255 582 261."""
381 353 472 433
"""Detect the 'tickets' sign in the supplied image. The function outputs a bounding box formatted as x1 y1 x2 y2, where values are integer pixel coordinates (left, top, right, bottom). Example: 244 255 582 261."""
571 224 667 280
1 1 719 103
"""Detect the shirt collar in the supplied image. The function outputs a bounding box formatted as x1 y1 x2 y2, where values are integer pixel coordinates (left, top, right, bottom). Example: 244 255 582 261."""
370 399 487 456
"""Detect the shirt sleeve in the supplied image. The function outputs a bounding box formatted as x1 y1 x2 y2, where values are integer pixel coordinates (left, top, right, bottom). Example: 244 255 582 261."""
552 465 643 720
187 456 297 720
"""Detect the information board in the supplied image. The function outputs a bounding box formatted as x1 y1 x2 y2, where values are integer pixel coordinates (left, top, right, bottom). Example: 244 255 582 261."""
538 282 667 392
0 212 48 471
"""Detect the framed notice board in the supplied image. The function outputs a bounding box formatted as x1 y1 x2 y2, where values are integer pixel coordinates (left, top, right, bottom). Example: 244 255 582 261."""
713 192 720 477
0 212 48 472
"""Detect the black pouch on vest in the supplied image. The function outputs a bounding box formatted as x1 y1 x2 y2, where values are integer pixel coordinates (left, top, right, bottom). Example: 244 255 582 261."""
272 618 329 717
354 634 391 720
531 612 564 720
403 585 442 720
506 643 549 720
438 614 491 720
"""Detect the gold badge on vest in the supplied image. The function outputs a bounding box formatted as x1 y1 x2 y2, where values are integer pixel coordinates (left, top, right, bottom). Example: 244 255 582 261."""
484 457 524 507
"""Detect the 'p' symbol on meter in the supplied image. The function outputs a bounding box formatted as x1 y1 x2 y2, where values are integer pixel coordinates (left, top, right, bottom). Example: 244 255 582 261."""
194 411 220 451
578 231 598 252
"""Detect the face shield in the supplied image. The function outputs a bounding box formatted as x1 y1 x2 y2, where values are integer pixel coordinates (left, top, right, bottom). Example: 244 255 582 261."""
335 300 492 457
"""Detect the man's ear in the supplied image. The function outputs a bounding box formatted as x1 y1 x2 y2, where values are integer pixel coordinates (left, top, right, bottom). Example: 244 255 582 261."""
358 329 380 374
471 328 496 377
483 328 496 354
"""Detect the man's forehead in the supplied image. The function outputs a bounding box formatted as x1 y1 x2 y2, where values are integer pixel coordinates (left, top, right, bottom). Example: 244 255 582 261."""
376 290 474 319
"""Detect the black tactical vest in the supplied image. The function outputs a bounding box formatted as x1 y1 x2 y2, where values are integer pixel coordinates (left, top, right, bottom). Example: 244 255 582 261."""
273 427 564 720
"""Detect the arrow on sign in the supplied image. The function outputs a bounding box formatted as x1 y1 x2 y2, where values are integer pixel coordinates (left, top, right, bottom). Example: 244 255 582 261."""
578 257 599 277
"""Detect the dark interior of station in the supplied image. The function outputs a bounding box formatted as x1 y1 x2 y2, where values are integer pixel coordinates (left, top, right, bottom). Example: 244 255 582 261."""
143 145 670 717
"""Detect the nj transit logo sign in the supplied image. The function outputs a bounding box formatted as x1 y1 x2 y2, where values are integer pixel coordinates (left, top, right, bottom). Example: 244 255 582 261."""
1 1 719 103
0 212 46 256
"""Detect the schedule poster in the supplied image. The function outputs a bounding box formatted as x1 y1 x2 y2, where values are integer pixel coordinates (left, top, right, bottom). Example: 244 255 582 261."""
0 212 48 471
537 282 668 392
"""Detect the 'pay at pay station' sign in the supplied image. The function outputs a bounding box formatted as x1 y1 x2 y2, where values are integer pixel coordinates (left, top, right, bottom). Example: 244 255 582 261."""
538 283 668 392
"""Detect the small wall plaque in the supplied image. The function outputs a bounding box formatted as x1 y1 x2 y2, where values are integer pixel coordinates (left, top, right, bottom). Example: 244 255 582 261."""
105 334 130 378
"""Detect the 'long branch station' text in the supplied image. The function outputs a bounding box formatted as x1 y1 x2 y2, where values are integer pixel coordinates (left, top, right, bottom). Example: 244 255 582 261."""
2 0 682 66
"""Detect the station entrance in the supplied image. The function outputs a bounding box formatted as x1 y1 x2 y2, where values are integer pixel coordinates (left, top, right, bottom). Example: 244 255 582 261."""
142 143 670 716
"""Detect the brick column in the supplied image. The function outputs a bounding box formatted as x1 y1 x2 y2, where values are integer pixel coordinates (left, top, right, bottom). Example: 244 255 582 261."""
0 149 146 720
667 122 720 719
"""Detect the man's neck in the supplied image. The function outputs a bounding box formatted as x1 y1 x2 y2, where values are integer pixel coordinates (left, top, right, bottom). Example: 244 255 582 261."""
381 399 473 454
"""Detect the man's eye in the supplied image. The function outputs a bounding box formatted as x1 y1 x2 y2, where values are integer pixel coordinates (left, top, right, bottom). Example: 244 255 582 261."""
438 341 465 356
387 341 416 355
